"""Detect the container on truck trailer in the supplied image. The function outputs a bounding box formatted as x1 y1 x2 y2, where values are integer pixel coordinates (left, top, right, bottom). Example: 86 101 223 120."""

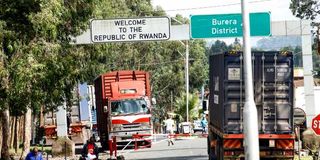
207 51 294 159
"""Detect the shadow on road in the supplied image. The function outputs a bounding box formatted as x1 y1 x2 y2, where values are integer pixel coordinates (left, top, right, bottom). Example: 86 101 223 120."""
131 147 207 153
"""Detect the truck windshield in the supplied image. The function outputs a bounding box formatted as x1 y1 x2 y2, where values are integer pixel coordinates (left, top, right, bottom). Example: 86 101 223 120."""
111 99 150 115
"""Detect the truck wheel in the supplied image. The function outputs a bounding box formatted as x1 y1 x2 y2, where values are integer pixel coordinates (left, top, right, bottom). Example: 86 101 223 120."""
208 135 217 160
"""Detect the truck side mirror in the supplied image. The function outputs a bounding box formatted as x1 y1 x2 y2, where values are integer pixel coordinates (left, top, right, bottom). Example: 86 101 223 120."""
103 105 108 113
151 98 156 105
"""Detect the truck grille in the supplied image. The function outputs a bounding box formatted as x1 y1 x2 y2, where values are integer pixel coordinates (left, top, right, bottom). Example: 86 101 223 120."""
122 123 141 129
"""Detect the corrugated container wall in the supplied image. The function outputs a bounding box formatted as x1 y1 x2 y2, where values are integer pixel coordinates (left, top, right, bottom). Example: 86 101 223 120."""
209 51 294 134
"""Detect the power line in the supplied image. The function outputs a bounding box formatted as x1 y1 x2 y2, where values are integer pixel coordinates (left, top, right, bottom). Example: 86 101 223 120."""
98 0 271 17
156 0 271 13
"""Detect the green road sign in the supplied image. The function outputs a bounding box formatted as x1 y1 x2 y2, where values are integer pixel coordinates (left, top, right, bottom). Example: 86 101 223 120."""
190 12 271 38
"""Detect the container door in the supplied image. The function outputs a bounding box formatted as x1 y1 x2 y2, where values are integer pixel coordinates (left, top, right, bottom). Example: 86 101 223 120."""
257 52 293 134
224 54 244 133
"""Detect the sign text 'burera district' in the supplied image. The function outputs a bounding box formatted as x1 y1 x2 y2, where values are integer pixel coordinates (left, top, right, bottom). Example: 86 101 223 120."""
190 12 271 38
91 17 170 43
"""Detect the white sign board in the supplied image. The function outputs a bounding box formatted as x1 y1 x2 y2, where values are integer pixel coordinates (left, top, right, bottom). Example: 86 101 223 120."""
90 17 170 43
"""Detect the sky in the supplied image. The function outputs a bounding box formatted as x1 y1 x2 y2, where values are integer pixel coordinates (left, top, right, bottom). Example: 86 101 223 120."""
151 0 300 46
151 0 299 21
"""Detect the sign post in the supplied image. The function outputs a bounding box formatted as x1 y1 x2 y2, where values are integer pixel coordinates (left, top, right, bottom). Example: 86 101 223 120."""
293 108 306 160
90 17 170 43
240 1 260 160
190 12 270 38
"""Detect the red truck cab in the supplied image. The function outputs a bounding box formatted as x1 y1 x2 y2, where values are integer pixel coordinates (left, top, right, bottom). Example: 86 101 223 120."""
94 70 153 149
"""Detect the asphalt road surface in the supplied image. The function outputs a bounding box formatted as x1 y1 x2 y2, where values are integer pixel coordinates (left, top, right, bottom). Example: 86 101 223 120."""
119 136 208 160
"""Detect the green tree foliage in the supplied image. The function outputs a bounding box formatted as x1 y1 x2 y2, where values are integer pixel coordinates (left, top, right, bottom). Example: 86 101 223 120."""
174 93 199 122
0 0 96 110
230 38 242 51
290 0 320 77
78 10 208 122
0 0 96 157
208 40 230 55
0 1 209 156
290 0 320 22
280 46 303 68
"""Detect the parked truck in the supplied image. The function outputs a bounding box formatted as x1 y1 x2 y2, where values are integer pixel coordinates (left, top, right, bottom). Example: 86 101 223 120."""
94 70 153 149
43 104 89 145
208 51 295 159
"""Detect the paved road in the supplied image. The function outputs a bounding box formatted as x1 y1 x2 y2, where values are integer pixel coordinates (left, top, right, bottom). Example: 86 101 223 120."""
120 137 208 160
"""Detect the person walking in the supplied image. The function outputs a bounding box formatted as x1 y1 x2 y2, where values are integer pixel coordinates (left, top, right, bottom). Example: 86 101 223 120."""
201 116 208 134
164 115 175 146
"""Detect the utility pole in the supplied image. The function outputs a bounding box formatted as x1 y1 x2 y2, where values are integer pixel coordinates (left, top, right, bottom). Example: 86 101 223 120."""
170 17 190 123
171 90 173 111
241 0 260 159
186 40 189 123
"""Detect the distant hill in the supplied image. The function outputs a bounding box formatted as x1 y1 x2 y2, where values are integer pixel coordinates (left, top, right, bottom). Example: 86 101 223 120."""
256 36 301 50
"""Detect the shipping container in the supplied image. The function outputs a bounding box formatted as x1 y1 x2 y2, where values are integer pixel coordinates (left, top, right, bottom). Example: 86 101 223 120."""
207 51 295 160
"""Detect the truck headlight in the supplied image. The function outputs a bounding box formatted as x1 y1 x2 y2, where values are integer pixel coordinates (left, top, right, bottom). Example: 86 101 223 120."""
112 124 122 131
140 122 151 129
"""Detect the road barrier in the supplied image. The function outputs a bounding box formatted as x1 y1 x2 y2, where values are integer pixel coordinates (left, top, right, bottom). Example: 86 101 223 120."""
108 134 152 154
108 133 208 155
108 136 117 158
154 133 208 138
132 134 152 151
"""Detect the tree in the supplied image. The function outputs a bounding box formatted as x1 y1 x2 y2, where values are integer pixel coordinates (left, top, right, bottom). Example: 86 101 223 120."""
82 8 208 123
290 0 320 77
290 0 320 23
208 40 230 55
280 46 303 67
0 1 209 157
230 38 242 51
0 0 96 158
174 93 199 122
189 40 208 91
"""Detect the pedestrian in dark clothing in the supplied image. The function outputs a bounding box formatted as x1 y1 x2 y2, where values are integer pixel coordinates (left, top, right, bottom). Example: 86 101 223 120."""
25 147 43 160
81 136 99 160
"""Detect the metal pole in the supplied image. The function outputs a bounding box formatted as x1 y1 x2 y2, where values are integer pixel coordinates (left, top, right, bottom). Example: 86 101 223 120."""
186 40 189 123
241 0 260 159
64 141 67 160
170 17 190 123
171 90 173 111
297 126 301 160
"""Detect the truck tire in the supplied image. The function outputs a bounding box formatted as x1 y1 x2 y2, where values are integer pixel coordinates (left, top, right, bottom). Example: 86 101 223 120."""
208 135 217 160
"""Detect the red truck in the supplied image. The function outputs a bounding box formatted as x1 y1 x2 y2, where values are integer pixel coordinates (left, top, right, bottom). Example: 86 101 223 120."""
94 70 154 149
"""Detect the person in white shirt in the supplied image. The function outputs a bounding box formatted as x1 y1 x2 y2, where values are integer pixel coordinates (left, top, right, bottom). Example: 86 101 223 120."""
164 115 175 146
